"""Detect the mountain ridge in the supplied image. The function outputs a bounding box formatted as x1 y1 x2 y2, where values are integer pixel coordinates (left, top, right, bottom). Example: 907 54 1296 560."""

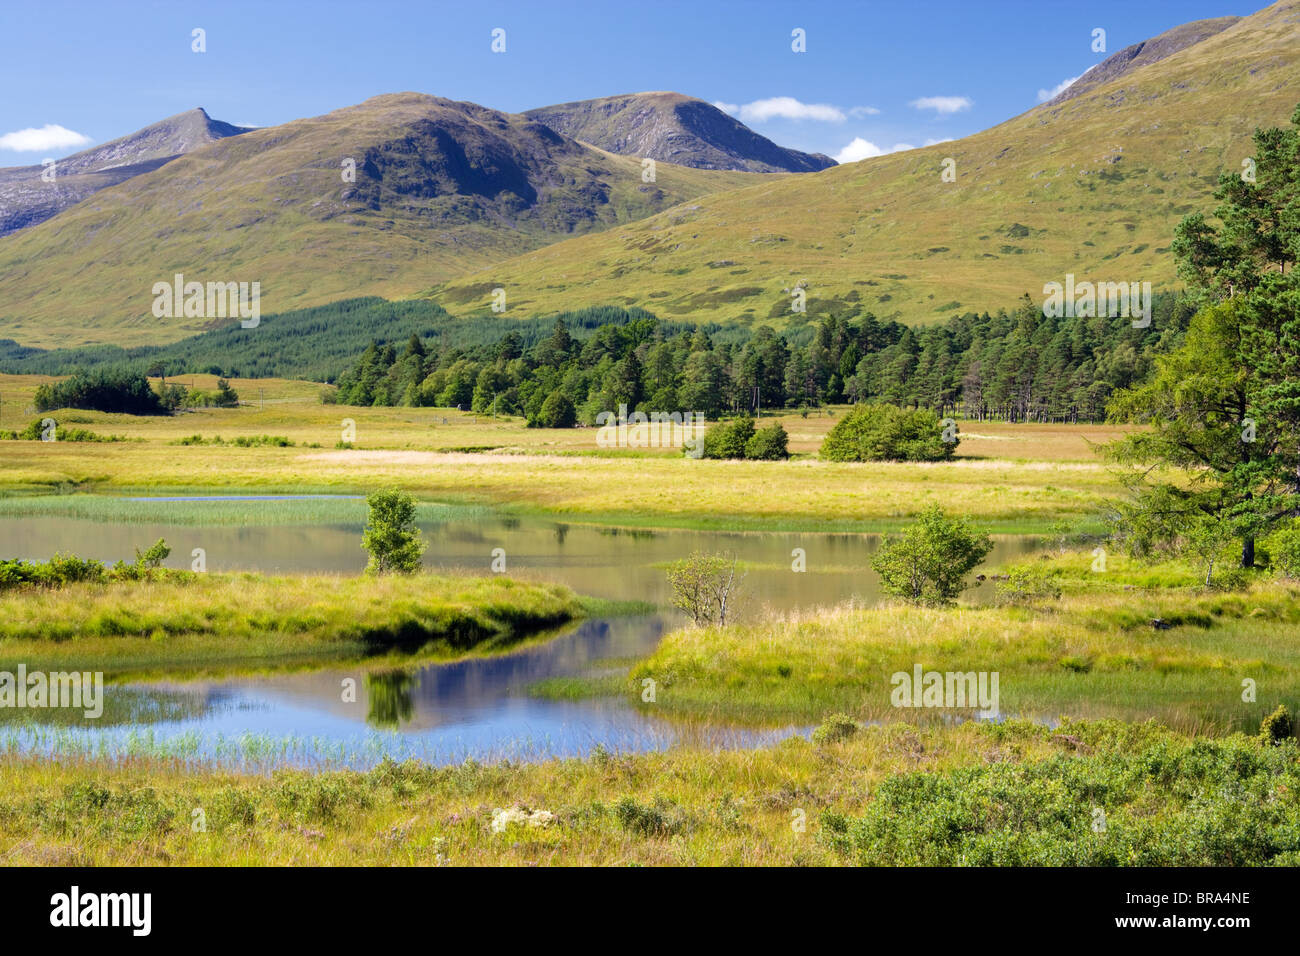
523 92 836 173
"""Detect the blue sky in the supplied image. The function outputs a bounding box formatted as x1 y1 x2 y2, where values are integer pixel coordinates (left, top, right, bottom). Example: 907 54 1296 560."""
0 0 1260 167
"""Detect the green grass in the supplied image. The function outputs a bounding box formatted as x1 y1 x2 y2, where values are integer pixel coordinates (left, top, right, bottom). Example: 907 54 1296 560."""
0 572 584 676
619 551 1300 732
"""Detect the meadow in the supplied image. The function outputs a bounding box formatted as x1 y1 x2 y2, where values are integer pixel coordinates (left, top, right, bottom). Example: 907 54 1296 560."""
2 717 1296 866
0 373 1134 533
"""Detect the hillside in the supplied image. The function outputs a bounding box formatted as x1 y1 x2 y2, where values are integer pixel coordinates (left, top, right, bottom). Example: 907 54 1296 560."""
0 108 251 236
431 1 1300 328
0 94 759 348
524 92 835 172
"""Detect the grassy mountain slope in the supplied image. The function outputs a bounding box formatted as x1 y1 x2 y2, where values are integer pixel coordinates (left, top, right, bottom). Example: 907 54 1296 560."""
0 94 760 348
524 92 835 172
431 1 1300 329
0 108 252 236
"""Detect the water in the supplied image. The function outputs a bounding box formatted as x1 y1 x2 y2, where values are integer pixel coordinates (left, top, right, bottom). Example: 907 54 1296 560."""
0 497 1042 769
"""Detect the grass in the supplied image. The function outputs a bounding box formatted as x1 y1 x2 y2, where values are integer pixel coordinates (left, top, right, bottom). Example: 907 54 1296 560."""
614 552 1300 733
1 717 1296 865
0 374 1137 533
0 572 584 676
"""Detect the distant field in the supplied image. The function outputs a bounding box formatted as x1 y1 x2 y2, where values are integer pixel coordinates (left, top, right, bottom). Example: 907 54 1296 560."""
0 373 1137 532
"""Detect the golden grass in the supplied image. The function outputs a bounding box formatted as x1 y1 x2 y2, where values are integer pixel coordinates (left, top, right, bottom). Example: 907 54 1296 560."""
0 374 1136 531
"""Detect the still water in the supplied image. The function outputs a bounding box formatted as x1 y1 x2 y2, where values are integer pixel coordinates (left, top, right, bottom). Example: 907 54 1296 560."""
1 498 1041 769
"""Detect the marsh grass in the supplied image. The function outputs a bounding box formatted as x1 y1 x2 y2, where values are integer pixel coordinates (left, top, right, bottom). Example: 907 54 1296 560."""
1 718 1295 865
0 572 584 674
625 549 1300 733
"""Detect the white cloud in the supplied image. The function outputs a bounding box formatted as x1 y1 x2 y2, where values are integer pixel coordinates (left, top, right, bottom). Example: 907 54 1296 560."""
0 124 92 152
909 96 973 115
713 97 880 124
924 137 954 146
833 137 917 164
1037 76 1079 102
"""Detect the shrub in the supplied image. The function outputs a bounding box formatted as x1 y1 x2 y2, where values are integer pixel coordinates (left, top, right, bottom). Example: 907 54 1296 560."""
536 391 577 428
362 490 425 574
871 506 993 605
820 403 956 462
1259 705 1294 745
664 551 744 625
699 417 755 459
812 713 860 745
744 422 789 460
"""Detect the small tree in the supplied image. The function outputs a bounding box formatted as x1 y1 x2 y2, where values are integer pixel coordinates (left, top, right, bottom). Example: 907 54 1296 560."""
362 490 425 574
665 551 744 626
871 506 993 605
537 391 577 428
699 417 755 459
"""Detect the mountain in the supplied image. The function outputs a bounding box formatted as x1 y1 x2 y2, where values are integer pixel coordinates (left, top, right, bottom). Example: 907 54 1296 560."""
0 108 252 236
0 94 759 348
431 1 1300 328
523 92 836 173
1046 16 1241 105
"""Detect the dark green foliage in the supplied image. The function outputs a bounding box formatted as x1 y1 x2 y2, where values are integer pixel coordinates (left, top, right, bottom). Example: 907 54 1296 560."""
743 422 789 460
821 403 954 462
1110 104 1300 571
535 391 577 428
699 417 755 459
33 369 164 415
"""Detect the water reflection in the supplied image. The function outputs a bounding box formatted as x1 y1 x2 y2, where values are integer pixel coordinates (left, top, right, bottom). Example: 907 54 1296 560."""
0 504 1044 768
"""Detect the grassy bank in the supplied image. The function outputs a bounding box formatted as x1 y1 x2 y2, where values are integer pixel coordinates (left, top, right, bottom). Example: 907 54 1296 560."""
2 718 1296 865
606 553 1300 732
0 573 584 675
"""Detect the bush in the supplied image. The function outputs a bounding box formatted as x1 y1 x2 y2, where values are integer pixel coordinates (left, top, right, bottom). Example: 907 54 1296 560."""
1259 705 1294 745
812 713 860 745
362 490 425 574
536 391 577 428
744 422 789 460
871 505 993 605
33 370 166 415
699 417 755 459
664 551 744 625
820 403 956 462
